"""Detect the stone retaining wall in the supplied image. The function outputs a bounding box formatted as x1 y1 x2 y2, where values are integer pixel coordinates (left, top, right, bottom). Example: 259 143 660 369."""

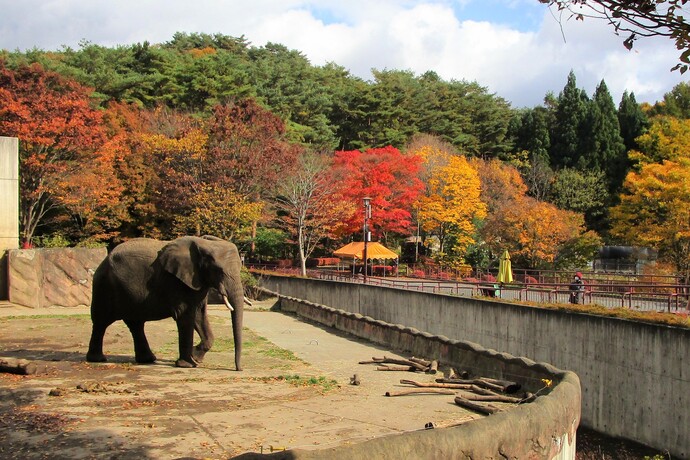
259 275 689 458
239 292 580 460
8 248 106 308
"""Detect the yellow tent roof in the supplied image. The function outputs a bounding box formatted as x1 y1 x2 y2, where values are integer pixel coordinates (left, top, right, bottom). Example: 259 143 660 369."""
333 242 398 260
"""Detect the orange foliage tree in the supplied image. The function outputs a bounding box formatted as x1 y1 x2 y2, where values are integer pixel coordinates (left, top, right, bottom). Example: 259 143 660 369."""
473 159 597 269
0 60 115 244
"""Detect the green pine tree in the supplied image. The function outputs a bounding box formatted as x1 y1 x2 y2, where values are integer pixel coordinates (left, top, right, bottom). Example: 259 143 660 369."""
618 90 649 153
550 70 589 168
582 80 626 193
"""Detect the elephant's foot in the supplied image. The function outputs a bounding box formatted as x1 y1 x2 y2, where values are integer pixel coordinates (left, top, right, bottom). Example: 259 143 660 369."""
192 345 208 363
135 352 157 364
175 358 197 368
86 352 107 363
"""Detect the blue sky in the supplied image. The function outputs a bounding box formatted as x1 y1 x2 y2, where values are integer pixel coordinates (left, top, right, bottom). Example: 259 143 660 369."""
0 0 687 107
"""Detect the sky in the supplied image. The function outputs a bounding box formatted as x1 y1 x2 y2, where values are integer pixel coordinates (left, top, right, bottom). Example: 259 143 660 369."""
1 0 688 108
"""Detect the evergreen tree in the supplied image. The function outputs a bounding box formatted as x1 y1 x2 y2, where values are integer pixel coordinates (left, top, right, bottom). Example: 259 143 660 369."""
510 106 552 163
618 91 649 153
581 80 626 189
550 71 589 168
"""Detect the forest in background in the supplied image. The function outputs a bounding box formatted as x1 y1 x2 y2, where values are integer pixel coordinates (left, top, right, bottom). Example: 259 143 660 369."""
1 32 689 279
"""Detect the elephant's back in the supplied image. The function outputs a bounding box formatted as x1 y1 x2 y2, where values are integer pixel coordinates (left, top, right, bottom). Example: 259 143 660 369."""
105 239 167 300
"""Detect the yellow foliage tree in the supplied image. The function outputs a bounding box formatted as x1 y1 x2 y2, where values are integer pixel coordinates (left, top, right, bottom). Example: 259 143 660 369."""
174 185 262 241
611 155 690 280
611 116 690 280
415 146 486 258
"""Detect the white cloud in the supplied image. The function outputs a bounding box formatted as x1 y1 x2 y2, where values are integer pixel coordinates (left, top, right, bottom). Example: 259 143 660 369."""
0 0 687 107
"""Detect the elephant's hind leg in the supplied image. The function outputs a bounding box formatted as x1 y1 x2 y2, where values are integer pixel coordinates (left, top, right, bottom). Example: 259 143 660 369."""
86 321 114 362
124 320 157 364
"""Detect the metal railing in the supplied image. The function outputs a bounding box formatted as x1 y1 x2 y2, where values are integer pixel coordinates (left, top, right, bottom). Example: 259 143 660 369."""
249 265 690 314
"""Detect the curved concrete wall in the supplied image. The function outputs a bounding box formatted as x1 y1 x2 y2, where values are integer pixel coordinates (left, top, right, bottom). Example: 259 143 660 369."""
260 275 689 458
237 293 580 460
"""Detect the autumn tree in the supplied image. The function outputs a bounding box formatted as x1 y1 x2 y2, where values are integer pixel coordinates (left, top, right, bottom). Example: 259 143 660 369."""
99 101 159 239
0 60 111 244
138 110 208 237
334 146 424 243
206 98 300 249
473 158 598 269
611 116 690 279
273 151 354 275
411 142 486 261
174 186 262 241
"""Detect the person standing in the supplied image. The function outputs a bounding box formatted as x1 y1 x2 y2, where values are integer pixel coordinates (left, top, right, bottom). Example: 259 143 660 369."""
569 272 584 304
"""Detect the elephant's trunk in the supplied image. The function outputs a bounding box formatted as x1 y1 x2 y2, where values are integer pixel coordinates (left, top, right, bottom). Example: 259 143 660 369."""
221 282 245 372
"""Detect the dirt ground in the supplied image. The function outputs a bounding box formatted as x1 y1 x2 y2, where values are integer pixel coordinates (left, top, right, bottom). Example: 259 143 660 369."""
0 299 482 459
0 299 669 460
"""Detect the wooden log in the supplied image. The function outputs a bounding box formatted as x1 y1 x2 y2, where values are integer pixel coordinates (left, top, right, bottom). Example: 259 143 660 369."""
377 365 417 371
478 377 521 394
382 356 428 371
448 369 470 379
435 378 507 393
0 358 38 375
454 396 501 415
468 385 502 397
385 388 457 397
409 356 432 367
400 379 473 390
424 415 477 429
456 390 522 403
426 360 439 374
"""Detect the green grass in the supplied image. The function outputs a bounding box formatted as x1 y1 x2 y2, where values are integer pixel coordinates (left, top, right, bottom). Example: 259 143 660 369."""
0 314 91 321
253 374 339 392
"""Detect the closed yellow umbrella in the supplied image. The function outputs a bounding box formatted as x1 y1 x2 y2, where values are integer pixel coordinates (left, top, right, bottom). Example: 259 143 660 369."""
497 249 513 284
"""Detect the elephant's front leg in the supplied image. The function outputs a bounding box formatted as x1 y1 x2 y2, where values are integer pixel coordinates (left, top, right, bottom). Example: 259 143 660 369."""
192 302 214 364
175 309 197 368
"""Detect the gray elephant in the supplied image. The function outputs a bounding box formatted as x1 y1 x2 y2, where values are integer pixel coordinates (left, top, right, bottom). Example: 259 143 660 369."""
86 235 248 370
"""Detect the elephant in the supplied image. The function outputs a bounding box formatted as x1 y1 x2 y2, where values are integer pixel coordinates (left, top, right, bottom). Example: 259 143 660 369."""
86 235 249 370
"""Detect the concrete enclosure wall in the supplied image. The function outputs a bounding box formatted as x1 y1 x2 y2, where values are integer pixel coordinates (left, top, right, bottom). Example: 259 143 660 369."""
0 136 20 300
8 248 107 308
260 276 689 458
258 294 580 460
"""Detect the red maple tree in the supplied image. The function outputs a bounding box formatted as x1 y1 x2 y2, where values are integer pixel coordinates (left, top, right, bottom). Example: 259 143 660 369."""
333 146 424 241
0 60 109 244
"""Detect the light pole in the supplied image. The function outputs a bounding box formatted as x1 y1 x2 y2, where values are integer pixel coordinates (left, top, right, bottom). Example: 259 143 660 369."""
363 197 371 283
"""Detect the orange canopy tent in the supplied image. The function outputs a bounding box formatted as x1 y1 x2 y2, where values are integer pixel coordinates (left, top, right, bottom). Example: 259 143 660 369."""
333 241 398 260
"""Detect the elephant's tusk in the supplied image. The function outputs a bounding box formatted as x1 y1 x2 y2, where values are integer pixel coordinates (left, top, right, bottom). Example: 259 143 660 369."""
244 296 253 306
222 295 234 311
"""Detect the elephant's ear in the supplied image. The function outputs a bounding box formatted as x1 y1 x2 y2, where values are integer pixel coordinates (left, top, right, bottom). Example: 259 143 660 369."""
159 237 202 290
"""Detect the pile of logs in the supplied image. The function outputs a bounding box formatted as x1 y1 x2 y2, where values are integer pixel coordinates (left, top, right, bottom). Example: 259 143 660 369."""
361 356 538 423
358 356 440 374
